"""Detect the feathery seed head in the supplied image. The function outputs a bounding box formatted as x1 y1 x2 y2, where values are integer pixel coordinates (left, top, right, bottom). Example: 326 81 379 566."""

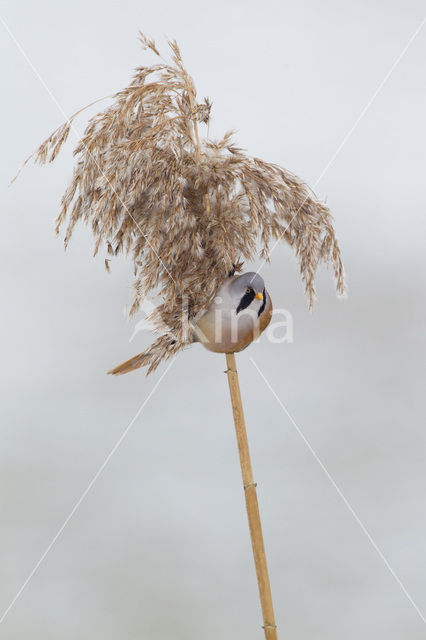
19 33 345 374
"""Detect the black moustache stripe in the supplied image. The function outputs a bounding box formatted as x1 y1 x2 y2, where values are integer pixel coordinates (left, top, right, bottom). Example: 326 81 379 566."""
236 289 255 314
258 288 266 317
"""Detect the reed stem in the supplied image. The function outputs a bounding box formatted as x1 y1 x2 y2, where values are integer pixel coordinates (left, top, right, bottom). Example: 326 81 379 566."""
225 352 278 640
184 74 277 634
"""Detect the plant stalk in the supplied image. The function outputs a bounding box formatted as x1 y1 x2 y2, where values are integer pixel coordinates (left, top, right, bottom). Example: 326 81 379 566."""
225 352 278 640
183 71 276 632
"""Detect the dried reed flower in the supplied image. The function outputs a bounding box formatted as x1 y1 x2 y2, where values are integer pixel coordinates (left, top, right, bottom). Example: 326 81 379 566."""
21 33 345 374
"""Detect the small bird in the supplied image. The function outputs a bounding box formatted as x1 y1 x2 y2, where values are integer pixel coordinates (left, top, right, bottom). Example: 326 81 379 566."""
194 272 272 353
109 272 272 375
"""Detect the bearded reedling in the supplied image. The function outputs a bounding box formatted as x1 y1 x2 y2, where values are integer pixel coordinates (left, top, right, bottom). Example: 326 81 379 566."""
110 272 272 374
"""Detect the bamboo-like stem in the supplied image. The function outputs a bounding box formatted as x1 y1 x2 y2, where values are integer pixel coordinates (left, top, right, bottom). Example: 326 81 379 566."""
225 352 278 640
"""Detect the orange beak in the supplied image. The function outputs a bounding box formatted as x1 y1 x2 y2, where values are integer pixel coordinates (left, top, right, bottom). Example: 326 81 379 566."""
255 292 263 301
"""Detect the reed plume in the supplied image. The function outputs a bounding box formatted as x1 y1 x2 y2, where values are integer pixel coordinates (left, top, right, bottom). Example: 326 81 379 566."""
21 32 345 374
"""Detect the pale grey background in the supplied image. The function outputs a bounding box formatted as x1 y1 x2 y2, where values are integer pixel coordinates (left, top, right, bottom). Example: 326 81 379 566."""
1 1 426 638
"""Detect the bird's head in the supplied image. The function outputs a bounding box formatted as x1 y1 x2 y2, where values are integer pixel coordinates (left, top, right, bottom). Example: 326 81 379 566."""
230 272 266 314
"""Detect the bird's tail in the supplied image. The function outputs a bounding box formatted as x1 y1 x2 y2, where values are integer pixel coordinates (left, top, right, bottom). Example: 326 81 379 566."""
108 352 149 376
107 335 182 376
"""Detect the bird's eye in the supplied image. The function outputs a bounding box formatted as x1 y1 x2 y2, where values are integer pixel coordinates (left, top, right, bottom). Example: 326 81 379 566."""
245 287 251 294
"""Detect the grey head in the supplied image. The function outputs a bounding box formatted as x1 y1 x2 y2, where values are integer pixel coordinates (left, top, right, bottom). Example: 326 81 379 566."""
229 272 266 315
